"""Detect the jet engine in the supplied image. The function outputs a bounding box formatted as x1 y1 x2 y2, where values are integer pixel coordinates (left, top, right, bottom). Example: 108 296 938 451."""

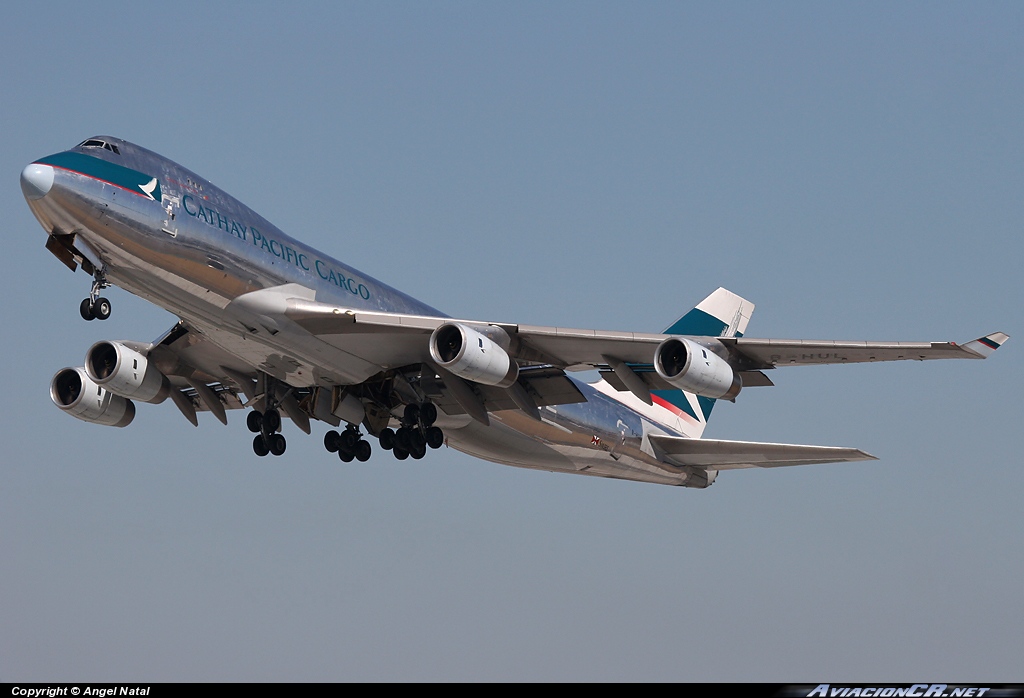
85 341 169 404
50 367 136 427
429 323 519 387
653 337 742 400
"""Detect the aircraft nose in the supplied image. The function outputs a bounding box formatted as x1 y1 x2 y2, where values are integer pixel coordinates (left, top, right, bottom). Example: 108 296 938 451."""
21 163 54 200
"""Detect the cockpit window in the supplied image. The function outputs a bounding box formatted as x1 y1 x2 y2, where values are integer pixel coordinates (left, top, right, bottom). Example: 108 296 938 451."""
77 139 120 155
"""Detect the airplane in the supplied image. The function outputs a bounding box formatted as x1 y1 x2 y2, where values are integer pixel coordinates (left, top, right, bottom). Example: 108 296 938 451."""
21 136 1009 488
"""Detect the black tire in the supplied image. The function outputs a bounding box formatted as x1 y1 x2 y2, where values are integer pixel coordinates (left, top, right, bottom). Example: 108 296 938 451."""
340 429 358 451
395 427 412 451
393 448 409 461
378 427 396 451
269 433 286 456
410 429 426 450
263 409 281 434
410 442 426 460
420 402 437 427
80 298 95 321
426 426 444 449
403 403 420 424
338 449 354 463
253 435 270 457
354 440 371 462
324 430 340 452
93 297 111 320
247 411 263 433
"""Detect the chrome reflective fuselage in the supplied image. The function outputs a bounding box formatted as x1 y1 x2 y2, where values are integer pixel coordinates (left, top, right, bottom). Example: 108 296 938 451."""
24 137 707 487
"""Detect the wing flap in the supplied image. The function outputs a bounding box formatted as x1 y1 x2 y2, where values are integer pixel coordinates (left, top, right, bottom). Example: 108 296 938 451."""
424 366 587 417
648 434 876 470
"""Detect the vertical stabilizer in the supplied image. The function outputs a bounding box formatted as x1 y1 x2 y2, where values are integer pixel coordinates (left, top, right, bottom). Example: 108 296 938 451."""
663 287 754 338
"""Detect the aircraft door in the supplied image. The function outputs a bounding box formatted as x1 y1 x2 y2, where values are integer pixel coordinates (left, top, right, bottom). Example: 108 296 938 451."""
162 195 180 237
609 419 629 460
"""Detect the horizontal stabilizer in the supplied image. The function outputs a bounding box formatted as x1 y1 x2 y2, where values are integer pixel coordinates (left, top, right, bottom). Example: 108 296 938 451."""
648 434 876 470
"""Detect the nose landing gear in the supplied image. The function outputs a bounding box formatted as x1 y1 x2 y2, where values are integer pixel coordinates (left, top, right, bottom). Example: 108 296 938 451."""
80 269 111 321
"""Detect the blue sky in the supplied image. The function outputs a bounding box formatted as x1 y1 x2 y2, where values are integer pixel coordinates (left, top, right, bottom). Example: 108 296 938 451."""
2 2 1021 681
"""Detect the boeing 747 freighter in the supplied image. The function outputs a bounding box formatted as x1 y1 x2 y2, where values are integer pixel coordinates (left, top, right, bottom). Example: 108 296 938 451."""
21 136 1008 487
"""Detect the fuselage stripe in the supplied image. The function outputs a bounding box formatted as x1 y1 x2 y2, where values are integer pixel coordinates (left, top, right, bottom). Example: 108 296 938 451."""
650 393 700 425
44 163 153 199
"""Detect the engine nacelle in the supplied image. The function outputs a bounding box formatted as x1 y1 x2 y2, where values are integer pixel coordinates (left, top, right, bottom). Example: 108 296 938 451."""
85 341 169 404
682 468 717 489
429 323 519 388
51 367 136 427
653 337 742 400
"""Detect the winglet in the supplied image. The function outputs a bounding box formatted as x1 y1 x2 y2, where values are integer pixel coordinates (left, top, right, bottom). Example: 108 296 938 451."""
962 332 1010 359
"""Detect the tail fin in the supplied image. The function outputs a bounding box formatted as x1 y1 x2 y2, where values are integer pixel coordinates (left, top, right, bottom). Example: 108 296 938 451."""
663 287 755 338
652 288 755 433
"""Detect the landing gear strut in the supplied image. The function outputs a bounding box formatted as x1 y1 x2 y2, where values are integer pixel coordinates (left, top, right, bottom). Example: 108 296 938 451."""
80 268 111 321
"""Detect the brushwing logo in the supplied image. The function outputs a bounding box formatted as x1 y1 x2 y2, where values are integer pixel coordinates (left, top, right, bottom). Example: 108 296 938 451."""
138 177 161 201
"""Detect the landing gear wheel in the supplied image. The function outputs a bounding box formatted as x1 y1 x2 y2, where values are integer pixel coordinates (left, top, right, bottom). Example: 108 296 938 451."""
395 427 412 451
80 298 95 321
393 448 409 461
403 403 420 424
354 440 372 462
262 408 281 434
426 426 444 449
378 428 396 451
92 297 111 320
269 433 286 456
410 429 426 451
324 430 341 453
253 435 270 457
419 402 437 427
410 443 426 460
247 411 264 433
340 429 358 451
338 449 354 463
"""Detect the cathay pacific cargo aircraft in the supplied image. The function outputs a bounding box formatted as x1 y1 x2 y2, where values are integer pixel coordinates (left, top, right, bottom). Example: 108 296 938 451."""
21 137 1008 487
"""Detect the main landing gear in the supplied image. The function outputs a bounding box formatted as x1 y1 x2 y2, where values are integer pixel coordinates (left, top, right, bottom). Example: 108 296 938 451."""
376 402 444 461
247 396 445 464
323 402 443 463
80 269 111 321
323 426 372 462
248 406 287 457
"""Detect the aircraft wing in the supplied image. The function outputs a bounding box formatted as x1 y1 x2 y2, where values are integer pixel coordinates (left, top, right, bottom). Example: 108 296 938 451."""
129 286 1007 430
647 434 877 470
281 297 1007 371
